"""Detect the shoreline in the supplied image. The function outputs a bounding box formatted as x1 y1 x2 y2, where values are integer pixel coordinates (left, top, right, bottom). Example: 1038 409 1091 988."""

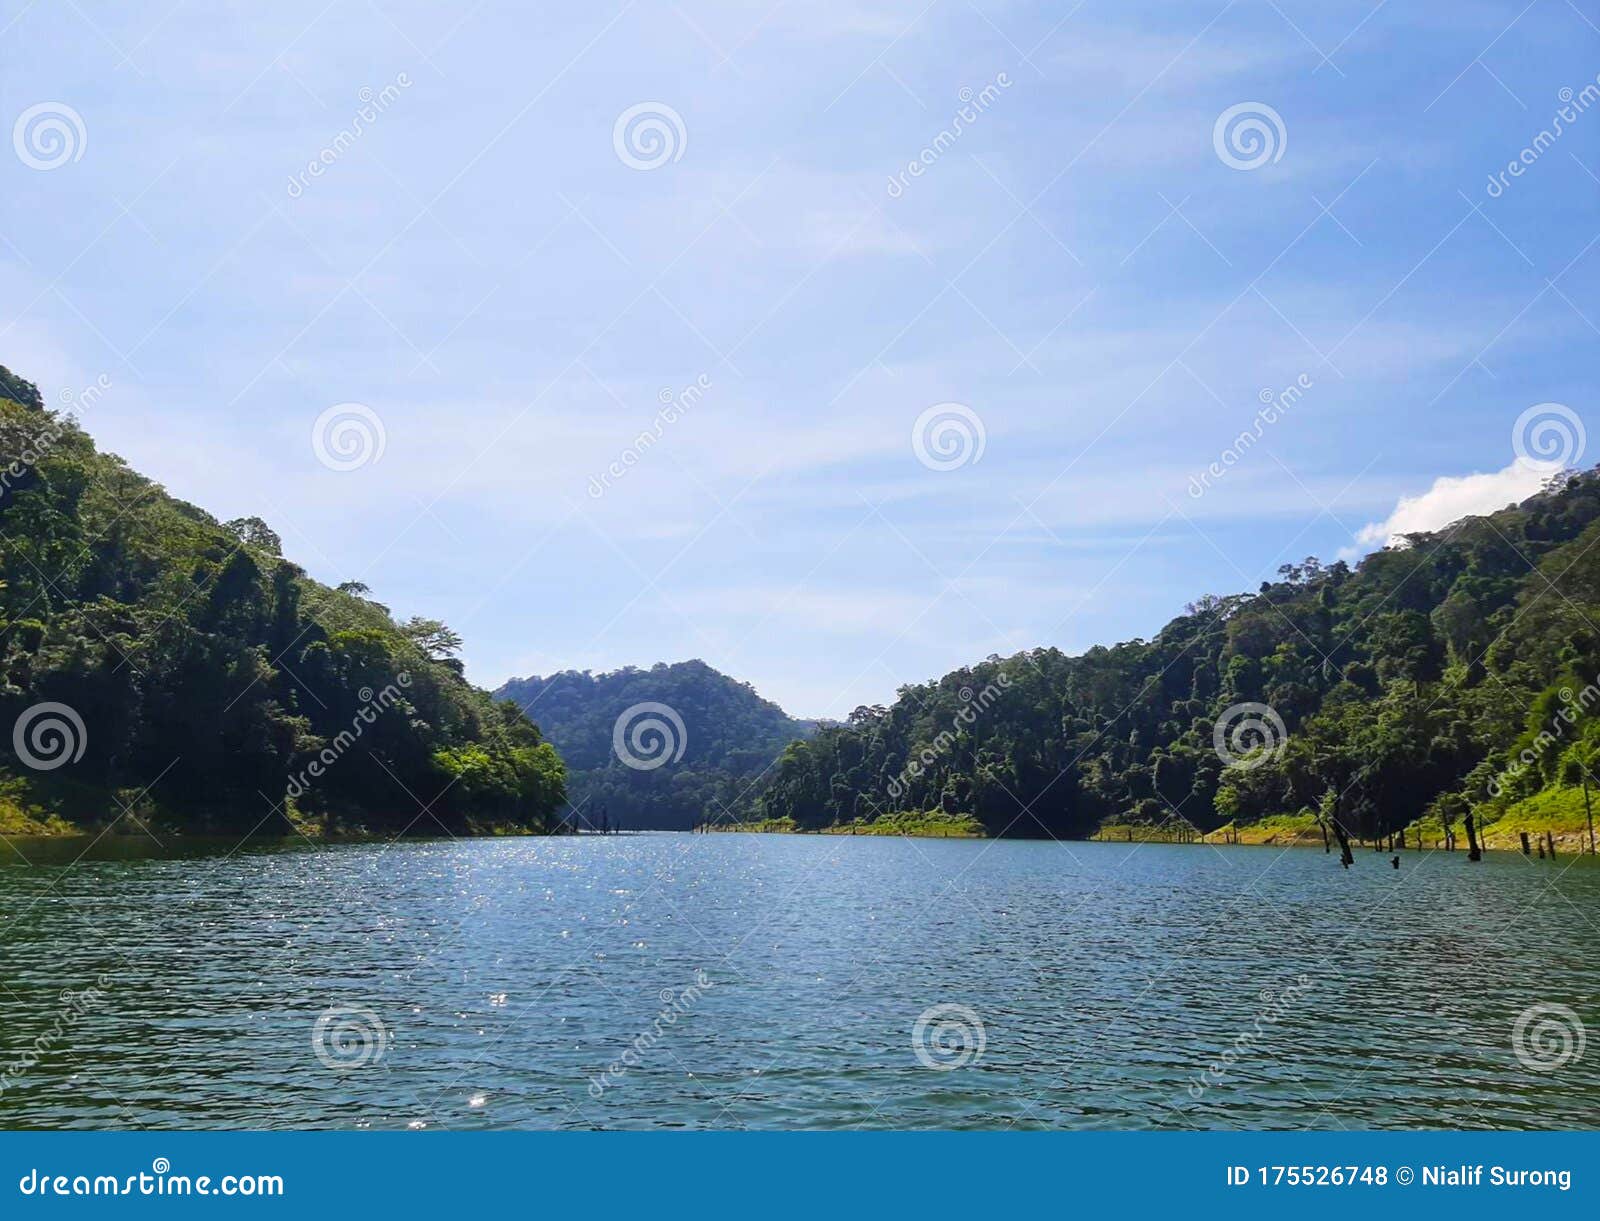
703 825 984 840
10 800 1597 857
0 811 566 843
701 812 984 839
1092 815 1598 854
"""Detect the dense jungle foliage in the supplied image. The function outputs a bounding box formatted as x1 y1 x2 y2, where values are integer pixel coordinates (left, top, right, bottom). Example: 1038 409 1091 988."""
0 365 564 836
9 356 1600 850
496 660 814 831
748 468 1600 848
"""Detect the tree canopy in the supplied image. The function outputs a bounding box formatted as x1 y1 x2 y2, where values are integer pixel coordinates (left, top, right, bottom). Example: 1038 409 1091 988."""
746 468 1600 846
496 659 815 831
0 365 564 837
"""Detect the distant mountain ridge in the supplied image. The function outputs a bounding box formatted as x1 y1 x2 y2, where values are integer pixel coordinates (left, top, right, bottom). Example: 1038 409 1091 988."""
494 659 816 830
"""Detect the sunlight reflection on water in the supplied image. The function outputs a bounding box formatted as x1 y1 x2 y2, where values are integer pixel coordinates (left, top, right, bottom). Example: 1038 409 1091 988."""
0 833 1595 1130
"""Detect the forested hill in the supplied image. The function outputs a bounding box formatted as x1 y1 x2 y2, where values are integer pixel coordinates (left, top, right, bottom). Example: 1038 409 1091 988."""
495 660 816 830
748 467 1600 848
0 364 565 837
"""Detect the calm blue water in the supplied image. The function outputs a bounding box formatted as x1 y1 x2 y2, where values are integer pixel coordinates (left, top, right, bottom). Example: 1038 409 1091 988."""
0 833 1595 1129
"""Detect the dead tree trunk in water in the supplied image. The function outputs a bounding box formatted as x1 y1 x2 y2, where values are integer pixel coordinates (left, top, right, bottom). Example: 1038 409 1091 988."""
1322 793 1354 868
1584 768 1597 854
1332 819 1354 868
1464 810 1483 862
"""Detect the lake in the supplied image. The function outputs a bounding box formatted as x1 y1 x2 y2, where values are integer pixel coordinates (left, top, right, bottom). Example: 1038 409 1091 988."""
0 832 1595 1129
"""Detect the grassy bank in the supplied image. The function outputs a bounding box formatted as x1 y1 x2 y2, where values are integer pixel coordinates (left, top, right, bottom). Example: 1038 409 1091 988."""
1410 787 1599 853
0 776 163 838
1094 789 1600 855
706 810 985 838
1092 813 1325 846
819 811 984 837
1211 813 1325 845
0 797 79 837
704 816 799 834
0 781 560 843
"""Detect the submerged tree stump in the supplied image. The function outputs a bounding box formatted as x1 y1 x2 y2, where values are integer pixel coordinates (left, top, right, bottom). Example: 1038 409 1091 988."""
1331 819 1354 869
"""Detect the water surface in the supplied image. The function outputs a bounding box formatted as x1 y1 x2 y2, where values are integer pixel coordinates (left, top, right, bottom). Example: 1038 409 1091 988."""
0 833 1595 1129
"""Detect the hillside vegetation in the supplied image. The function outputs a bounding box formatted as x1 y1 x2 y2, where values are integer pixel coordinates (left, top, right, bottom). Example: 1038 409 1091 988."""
0 364 564 837
748 467 1600 853
496 659 814 830
11 351 1600 854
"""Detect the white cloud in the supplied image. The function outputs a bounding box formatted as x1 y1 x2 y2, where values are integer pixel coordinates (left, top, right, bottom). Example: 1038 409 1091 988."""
1349 459 1551 554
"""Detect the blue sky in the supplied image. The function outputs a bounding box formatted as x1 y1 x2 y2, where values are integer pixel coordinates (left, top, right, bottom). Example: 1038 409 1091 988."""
4 1 1598 718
